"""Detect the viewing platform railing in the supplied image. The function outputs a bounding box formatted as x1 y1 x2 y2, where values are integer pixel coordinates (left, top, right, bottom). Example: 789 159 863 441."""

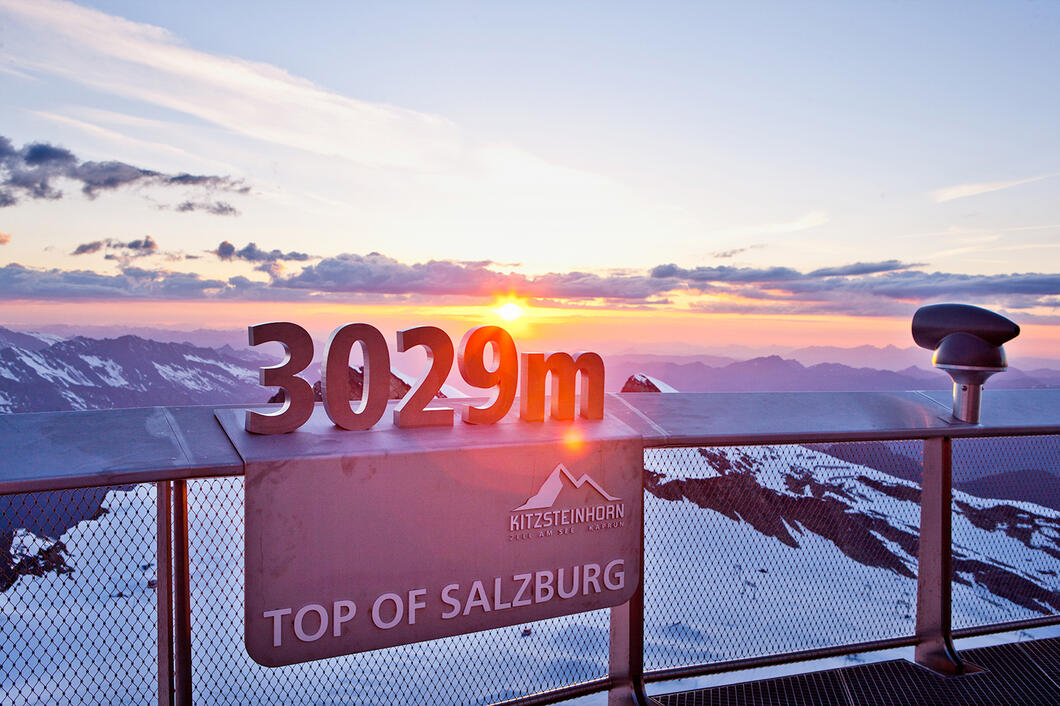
2 389 1059 705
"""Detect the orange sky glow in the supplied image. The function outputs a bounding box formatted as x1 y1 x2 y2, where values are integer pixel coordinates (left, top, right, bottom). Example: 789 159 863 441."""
4 299 1058 360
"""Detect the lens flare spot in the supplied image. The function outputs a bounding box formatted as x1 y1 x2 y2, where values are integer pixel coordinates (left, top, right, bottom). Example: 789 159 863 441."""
563 427 583 449
496 302 523 321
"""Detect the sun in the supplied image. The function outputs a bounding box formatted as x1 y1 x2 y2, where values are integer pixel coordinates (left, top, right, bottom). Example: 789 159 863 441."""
495 301 523 321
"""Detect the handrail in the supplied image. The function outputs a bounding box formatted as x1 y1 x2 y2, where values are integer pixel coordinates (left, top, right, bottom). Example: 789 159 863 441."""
2 390 1060 705
3 390 1060 495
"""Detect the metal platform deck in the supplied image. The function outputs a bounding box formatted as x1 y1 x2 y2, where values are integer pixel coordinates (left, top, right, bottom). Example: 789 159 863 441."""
653 637 1060 706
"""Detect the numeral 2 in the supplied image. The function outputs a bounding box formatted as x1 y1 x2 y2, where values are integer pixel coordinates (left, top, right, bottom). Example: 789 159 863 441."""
393 326 455 428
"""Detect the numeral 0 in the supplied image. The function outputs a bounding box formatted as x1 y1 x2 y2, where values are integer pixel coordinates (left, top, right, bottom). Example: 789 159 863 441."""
321 323 390 430
246 321 603 434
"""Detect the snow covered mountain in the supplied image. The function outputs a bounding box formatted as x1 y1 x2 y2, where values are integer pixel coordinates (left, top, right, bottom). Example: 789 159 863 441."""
621 373 678 393
0 333 265 413
644 445 1060 634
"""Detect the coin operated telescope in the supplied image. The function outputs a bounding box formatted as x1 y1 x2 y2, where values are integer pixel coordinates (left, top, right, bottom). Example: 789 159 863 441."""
912 303 1019 423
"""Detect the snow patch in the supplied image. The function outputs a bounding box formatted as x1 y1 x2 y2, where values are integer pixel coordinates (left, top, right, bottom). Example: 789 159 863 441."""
183 354 257 383
152 362 217 392
79 355 130 387
25 332 64 346
18 350 93 386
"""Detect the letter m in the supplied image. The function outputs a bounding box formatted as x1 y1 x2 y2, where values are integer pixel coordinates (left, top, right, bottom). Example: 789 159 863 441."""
519 351 604 421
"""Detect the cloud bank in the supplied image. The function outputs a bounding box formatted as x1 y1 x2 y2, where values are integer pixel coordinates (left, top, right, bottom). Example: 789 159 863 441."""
0 253 1056 321
0 135 248 212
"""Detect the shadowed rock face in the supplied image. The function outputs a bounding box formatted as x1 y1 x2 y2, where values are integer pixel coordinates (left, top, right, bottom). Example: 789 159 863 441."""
621 374 663 393
0 531 77 592
645 465 917 579
645 445 1060 615
268 366 445 403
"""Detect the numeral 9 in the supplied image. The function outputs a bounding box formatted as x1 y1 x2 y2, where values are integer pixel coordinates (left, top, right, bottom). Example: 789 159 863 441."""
457 326 518 424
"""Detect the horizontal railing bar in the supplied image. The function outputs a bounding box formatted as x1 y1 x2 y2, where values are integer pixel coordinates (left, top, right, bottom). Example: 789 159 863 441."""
3 392 1060 495
643 636 919 684
0 466 245 497
643 425 1060 448
489 676 610 706
952 614 1060 639
642 615 1060 686
4 416 1060 496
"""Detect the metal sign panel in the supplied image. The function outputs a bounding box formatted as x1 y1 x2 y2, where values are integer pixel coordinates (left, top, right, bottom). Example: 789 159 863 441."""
216 407 642 667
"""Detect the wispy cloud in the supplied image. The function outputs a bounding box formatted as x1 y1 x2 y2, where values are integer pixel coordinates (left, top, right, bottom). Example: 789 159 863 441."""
0 232 10 245
713 210 829 238
214 241 311 263
931 174 1057 202
0 134 247 211
174 201 239 216
712 244 765 259
0 0 699 261
0 0 460 171
31 110 237 173
71 236 157 257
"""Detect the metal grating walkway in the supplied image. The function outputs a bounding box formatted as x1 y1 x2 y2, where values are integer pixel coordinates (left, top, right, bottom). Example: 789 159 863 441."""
653 637 1060 706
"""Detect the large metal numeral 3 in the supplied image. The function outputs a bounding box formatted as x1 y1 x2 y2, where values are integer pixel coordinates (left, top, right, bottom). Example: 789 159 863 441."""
245 322 315 434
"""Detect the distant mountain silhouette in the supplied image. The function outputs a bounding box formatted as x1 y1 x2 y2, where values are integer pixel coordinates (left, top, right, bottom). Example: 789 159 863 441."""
958 468 1060 512
606 354 1060 393
805 441 923 483
0 326 61 352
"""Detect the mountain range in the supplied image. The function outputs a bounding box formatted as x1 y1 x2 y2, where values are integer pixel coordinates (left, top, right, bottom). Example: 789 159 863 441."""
608 353 1060 393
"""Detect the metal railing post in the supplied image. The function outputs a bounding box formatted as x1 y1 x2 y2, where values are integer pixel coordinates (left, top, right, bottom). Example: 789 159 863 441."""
156 481 174 706
172 479 194 705
607 498 650 706
915 436 975 675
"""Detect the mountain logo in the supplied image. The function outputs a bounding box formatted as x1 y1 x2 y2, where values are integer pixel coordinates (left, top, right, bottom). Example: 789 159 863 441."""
514 464 620 511
508 464 626 537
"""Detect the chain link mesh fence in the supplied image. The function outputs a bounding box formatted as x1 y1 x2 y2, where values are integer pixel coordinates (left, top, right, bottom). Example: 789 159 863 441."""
187 477 610 706
3 436 1059 704
642 442 925 672
0 484 158 705
951 434 1060 630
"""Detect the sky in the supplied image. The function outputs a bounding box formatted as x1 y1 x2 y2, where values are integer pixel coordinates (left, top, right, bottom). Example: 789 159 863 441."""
0 0 1058 357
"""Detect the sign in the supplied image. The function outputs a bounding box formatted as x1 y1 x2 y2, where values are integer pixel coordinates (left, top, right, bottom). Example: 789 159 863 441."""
217 407 643 667
244 321 604 433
